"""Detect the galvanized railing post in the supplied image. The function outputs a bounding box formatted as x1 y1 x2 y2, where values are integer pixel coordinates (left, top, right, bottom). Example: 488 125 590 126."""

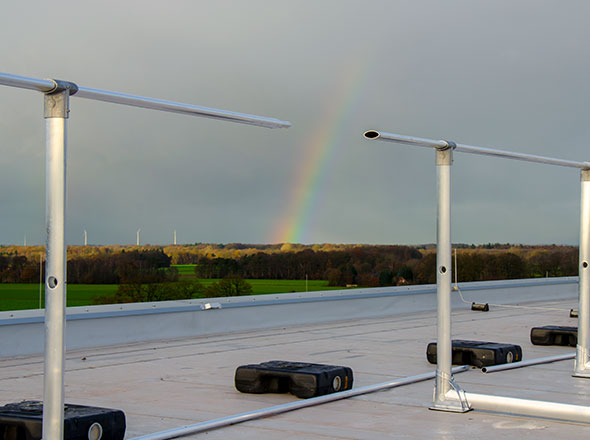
363 129 590 421
42 80 77 440
574 168 590 377
431 145 470 412
0 72 291 439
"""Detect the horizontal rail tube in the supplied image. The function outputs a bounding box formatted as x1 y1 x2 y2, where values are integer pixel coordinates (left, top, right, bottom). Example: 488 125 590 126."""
74 86 291 128
0 72 55 93
0 72 290 128
363 130 590 169
131 366 469 440
481 353 575 373
466 392 590 423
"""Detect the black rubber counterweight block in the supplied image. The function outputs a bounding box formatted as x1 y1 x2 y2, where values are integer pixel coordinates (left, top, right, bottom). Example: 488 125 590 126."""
0 401 125 440
235 361 353 398
427 340 522 368
530 326 577 347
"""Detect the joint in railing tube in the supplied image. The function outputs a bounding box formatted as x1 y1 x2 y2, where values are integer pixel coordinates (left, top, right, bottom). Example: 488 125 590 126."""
44 79 78 119
437 140 456 151
45 78 79 96
436 141 454 166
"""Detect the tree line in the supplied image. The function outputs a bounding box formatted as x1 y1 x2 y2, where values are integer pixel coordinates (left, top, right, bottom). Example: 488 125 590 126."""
1 244 580 289
0 249 174 284
413 249 578 284
194 246 578 287
0 250 254 303
194 246 422 287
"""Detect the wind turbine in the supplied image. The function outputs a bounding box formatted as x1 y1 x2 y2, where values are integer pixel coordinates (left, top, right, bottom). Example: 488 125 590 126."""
174 229 177 245
137 228 141 246
83 229 87 246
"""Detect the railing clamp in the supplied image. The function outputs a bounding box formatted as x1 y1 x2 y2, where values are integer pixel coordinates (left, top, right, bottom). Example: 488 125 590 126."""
437 140 456 151
44 79 78 119
436 141 455 165
45 78 78 96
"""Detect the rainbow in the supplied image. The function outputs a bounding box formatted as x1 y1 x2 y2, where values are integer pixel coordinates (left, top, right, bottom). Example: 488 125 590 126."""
271 62 369 244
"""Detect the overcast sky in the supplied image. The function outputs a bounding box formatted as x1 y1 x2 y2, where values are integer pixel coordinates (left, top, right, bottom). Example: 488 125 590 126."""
1 1 589 246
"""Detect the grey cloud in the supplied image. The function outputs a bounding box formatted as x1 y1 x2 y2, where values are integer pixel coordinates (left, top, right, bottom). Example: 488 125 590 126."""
1 1 589 245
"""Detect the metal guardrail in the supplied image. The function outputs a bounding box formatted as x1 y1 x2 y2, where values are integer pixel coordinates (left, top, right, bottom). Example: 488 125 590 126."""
0 71 291 440
363 130 590 169
364 128 590 422
0 72 291 128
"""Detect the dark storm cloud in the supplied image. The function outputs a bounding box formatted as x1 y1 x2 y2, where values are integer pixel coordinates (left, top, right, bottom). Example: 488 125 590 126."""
1 1 589 245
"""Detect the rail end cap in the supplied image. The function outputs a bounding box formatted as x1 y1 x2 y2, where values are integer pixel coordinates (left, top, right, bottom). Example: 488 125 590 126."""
363 130 380 140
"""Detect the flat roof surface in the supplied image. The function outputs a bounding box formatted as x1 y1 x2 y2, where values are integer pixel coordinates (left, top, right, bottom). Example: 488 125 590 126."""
1 295 587 439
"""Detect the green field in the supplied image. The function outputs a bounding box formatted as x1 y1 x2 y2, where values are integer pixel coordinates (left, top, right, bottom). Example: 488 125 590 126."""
172 264 341 293
173 264 199 276
195 278 340 294
0 284 118 312
0 274 341 312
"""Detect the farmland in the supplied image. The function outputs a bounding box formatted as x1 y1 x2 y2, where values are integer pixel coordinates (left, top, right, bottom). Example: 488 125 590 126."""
0 244 579 311
0 273 341 312
0 284 118 312
174 264 343 293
